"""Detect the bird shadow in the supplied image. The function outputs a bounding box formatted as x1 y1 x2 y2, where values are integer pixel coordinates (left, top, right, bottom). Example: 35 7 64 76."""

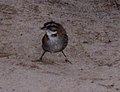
31 58 58 65
31 58 71 65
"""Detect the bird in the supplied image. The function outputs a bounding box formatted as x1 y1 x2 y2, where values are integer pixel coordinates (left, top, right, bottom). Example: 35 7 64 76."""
35 21 71 64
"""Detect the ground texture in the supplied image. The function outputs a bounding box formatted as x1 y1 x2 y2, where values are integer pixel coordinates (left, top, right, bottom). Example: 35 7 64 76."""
0 0 120 92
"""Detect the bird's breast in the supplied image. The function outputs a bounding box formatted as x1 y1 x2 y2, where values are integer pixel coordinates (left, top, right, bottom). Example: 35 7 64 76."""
48 36 63 52
42 32 67 53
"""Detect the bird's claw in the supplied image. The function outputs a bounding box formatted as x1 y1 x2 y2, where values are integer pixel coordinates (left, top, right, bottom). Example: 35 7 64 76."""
65 59 72 64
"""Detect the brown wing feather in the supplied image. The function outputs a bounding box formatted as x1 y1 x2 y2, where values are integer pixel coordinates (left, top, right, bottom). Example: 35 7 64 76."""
42 34 49 52
62 33 68 50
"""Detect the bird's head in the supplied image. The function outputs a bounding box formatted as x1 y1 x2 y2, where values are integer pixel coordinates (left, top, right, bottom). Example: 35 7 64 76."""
41 21 61 36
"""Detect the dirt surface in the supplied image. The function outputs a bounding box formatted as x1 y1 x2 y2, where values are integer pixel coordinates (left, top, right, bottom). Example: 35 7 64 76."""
0 0 120 92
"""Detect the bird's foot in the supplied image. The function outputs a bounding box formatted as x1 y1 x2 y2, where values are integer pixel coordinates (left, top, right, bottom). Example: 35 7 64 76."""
65 59 72 64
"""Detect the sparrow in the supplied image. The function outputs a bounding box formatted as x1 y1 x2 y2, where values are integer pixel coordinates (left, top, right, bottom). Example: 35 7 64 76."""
35 21 71 64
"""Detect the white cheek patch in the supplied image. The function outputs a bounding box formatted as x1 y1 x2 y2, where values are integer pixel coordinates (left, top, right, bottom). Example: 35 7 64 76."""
47 31 57 36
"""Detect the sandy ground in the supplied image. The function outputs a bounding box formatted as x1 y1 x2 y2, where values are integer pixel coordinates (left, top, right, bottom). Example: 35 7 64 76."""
0 0 120 92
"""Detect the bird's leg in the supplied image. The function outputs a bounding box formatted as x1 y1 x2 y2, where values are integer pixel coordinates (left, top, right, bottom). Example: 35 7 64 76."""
32 51 46 62
39 51 46 61
62 51 72 64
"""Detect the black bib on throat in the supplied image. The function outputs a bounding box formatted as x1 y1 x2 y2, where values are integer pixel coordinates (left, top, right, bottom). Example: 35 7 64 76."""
51 34 57 37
